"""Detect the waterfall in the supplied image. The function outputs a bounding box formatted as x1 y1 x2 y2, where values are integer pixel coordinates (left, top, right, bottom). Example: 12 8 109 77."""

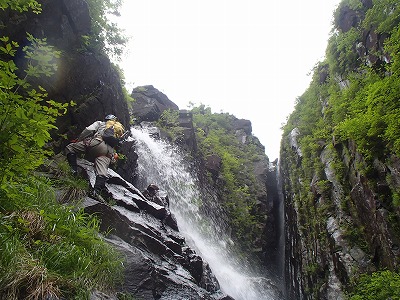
131 126 283 300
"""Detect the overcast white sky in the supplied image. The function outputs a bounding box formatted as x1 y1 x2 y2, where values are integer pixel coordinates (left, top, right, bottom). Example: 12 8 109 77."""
116 0 341 160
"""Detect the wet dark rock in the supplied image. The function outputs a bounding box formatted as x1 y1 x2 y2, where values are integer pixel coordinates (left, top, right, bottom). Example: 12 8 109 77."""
77 159 230 299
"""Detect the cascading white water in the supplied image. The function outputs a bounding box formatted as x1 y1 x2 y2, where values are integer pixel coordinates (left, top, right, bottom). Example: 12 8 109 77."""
131 126 282 300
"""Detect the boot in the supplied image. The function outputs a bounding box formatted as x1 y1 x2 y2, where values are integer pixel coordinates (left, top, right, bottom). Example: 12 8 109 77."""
66 153 78 176
89 175 107 203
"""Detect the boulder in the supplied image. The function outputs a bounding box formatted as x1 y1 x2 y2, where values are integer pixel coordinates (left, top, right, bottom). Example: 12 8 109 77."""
131 85 179 122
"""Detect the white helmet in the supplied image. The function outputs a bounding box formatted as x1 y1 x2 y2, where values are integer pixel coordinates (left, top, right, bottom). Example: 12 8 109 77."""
105 114 117 121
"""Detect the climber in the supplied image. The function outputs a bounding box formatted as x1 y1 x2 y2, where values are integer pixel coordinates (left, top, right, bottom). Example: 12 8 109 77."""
142 183 176 230
65 114 125 202
142 184 169 207
142 184 162 205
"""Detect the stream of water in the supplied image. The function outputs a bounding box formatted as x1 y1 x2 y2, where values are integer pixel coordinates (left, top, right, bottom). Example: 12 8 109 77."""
131 126 283 300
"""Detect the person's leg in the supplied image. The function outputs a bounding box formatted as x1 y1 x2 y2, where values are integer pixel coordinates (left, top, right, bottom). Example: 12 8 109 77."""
89 156 110 202
87 141 111 202
89 174 107 202
66 153 78 174
65 141 86 175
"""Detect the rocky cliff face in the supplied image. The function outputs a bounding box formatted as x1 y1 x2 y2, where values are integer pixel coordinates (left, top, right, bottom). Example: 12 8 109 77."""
281 133 400 299
280 1 400 299
0 0 130 149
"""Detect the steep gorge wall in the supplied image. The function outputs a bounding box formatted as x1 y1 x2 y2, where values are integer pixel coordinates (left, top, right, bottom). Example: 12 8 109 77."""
280 1 400 299
281 137 400 299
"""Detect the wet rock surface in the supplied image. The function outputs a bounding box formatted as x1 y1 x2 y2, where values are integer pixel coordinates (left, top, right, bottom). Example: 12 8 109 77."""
77 159 232 300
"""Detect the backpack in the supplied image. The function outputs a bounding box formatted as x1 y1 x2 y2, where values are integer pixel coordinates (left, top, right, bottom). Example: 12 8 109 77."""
102 120 125 147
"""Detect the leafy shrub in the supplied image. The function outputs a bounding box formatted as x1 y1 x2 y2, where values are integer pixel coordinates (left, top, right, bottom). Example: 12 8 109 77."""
0 0 41 13
84 0 127 59
348 270 400 300
0 34 69 189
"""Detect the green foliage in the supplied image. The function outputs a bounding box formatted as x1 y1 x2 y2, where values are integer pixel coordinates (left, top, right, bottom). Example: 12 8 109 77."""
156 109 187 142
386 25 400 76
0 34 70 190
116 293 136 300
51 160 89 203
285 81 327 138
332 48 400 158
84 0 127 59
392 192 400 207
285 1 400 162
0 176 123 299
158 109 179 128
348 270 400 300
0 0 41 13
112 63 135 104
363 0 400 33
343 219 368 251
316 180 331 196
326 28 360 75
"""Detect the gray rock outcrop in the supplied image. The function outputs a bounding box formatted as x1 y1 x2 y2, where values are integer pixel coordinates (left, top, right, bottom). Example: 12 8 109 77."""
76 159 233 300
131 85 179 122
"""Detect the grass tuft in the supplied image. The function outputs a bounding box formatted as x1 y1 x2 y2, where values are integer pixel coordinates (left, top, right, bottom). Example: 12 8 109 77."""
0 159 124 299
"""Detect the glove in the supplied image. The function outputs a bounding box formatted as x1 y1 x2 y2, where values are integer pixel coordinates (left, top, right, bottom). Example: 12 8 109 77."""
111 153 119 164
